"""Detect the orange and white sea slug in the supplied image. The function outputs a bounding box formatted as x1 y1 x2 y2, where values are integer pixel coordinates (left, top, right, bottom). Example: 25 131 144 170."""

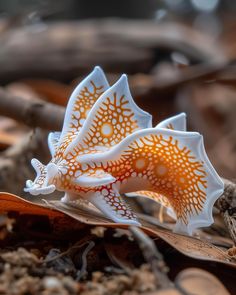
24 66 224 235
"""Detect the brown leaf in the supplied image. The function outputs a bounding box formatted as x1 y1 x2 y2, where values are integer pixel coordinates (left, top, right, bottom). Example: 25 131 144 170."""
143 227 233 266
0 193 235 268
0 192 63 217
46 201 236 267
175 268 230 295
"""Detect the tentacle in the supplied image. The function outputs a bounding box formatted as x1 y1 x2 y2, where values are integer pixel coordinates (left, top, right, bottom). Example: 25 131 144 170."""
65 74 152 156
26 158 47 190
24 159 56 195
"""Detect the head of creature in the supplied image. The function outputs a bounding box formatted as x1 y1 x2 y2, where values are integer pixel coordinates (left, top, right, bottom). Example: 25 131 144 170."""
24 158 58 196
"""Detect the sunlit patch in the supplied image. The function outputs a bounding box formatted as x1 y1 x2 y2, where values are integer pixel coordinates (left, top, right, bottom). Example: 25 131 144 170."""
155 164 168 176
101 123 113 137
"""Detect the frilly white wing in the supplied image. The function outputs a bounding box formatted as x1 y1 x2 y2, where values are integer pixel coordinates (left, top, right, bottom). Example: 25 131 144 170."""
156 113 187 131
87 128 223 235
54 66 109 157
128 113 187 216
65 74 152 155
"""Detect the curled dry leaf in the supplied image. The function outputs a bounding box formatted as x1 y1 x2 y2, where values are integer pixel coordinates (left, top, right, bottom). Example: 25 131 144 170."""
0 192 235 268
175 268 230 295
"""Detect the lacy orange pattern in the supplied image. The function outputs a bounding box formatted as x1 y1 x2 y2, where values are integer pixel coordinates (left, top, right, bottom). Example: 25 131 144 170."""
80 92 138 149
26 68 222 233
55 80 105 159
104 134 207 224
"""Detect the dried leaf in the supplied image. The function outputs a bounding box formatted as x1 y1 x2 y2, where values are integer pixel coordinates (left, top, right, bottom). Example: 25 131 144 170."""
0 192 62 217
143 227 233 266
175 268 230 295
38 200 236 267
0 193 235 268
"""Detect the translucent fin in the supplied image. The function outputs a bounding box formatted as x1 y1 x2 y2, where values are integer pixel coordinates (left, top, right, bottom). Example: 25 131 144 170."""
55 66 109 157
65 74 152 155
156 113 187 131
97 128 223 235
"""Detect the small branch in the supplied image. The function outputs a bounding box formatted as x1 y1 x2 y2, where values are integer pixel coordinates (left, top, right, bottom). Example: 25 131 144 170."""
0 87 65 131
223 211 236 245
216 178 236 212
129 226 172 289
76 241 95 281
216 178 236 245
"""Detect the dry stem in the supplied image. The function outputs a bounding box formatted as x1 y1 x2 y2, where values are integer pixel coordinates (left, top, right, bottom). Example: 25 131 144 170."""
130 226 172 289
0 87 65 131
216 178 236 244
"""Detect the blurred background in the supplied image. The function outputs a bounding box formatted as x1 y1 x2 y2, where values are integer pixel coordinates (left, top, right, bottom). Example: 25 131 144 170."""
0 0 236 194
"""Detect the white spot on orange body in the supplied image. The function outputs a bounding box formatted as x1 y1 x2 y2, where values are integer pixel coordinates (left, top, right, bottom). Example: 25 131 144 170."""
101 123 113 137
156 164 168 176
179 177 185 183
135 158 146 170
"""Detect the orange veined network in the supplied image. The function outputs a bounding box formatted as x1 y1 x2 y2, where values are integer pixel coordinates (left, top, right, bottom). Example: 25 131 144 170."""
24 66 224 235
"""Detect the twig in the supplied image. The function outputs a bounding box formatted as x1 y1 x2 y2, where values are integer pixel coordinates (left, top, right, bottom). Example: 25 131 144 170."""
129 226 172 289
223 211 236 245
215 178 236 245
43 243 86 264
0 19 225 83
216 178 236 212
76 241 95 281
43 235 94 264
0 87 65 130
